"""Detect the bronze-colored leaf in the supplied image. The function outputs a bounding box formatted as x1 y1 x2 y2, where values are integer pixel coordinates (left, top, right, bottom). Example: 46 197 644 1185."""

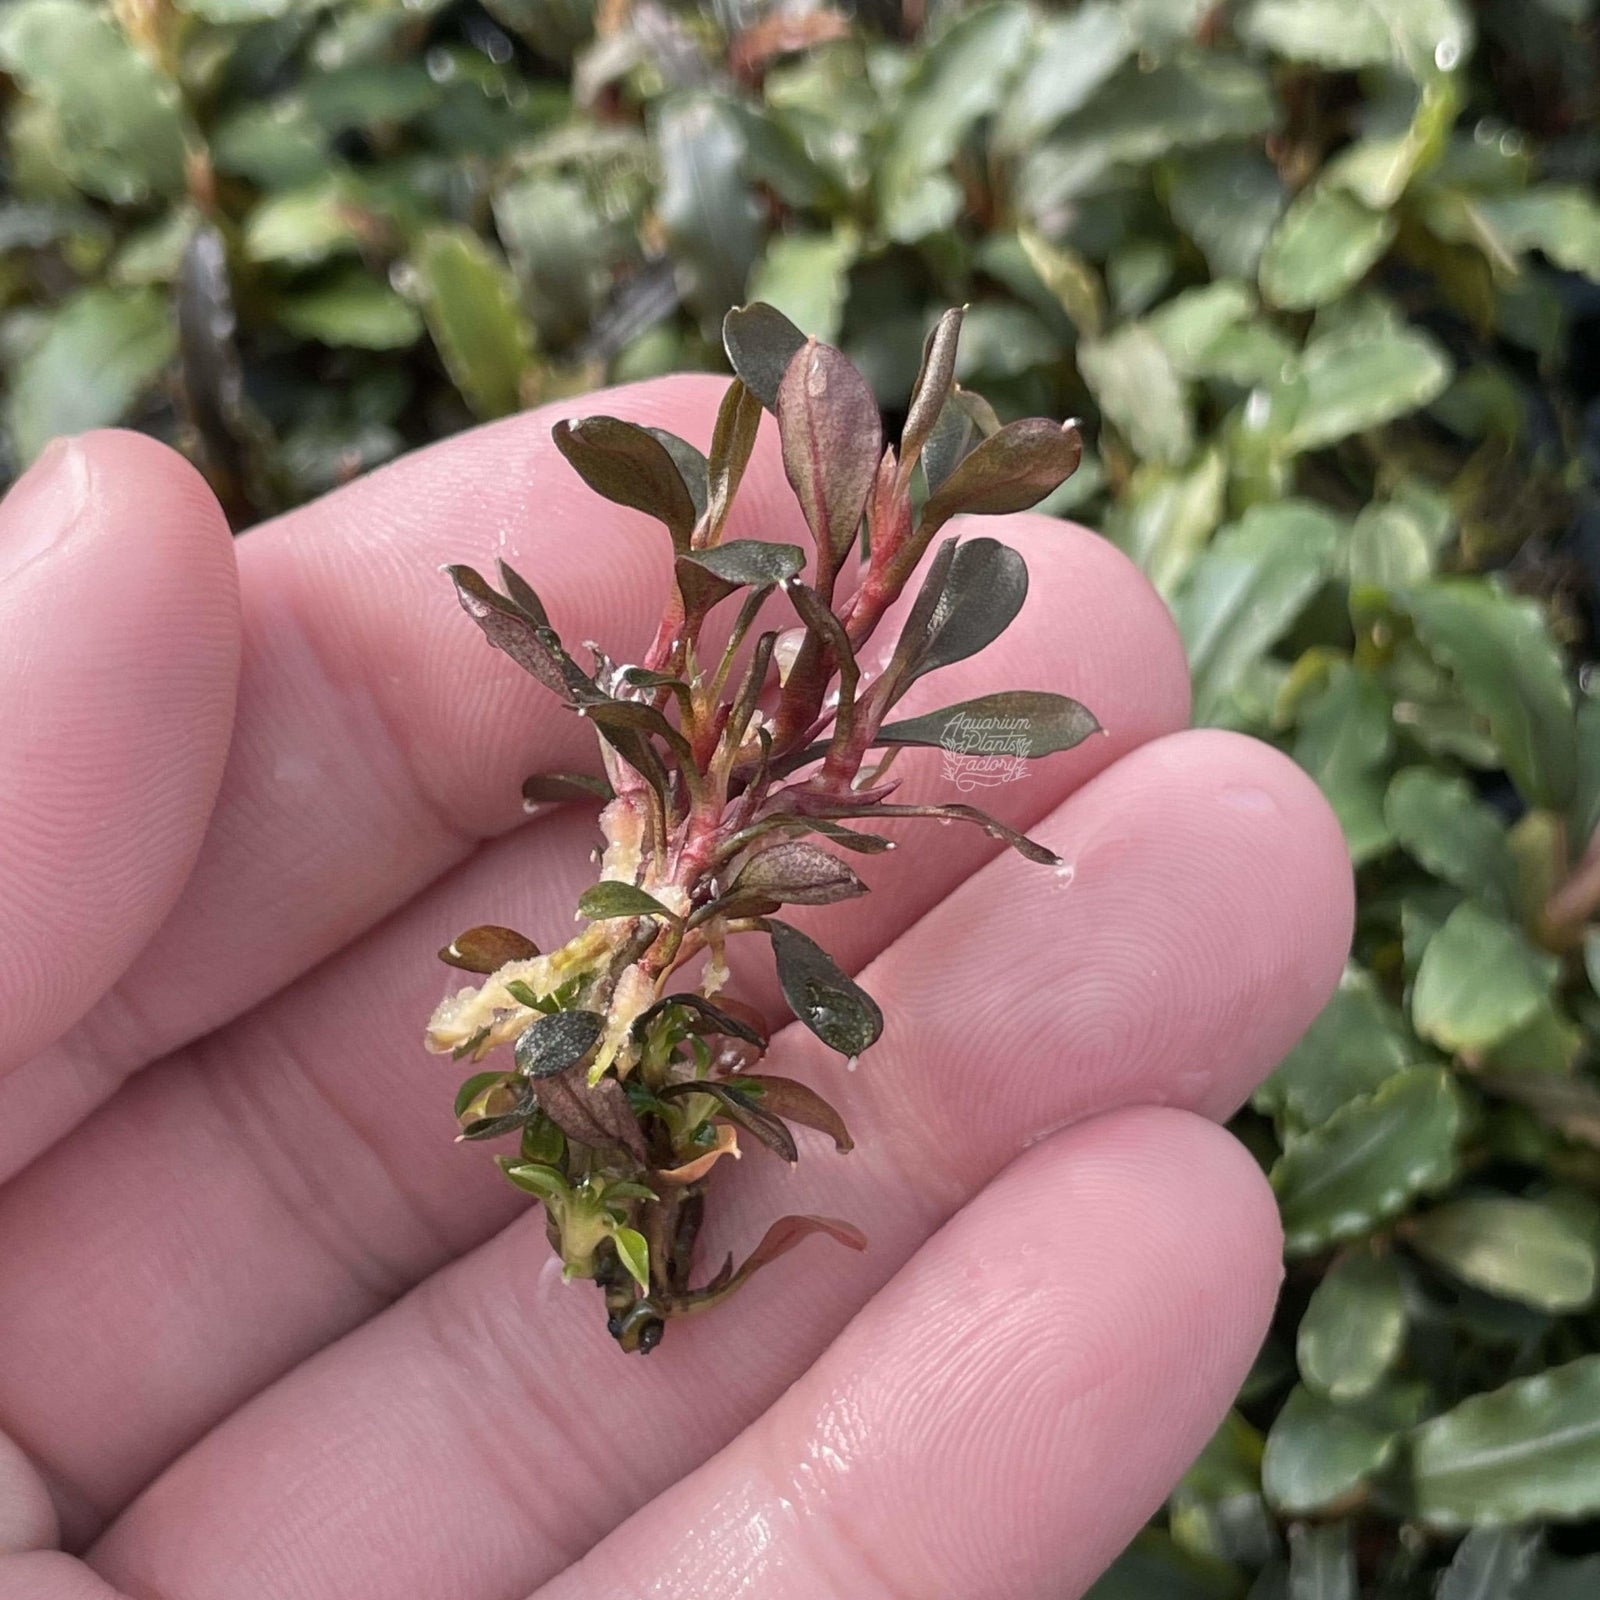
876 690 1101 757
900 306 965 470
681 1214 868 1313
676 540 805 616
919 417 1082 537
728 840 867 906
552 415 699 549
534 1067 649 1162
439 925 541 972
777 338 881 569
921 386 1002 495
496 559 550 626
723 301 806 411
818 800 1061 865
448 564 581 700
705 378 764 537
521 772 613 807
731 1075 854 1152
513 1009 607 1078
904 538 1029 687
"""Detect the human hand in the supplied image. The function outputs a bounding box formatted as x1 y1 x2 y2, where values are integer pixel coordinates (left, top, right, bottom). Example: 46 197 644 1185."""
0 378 1351 1600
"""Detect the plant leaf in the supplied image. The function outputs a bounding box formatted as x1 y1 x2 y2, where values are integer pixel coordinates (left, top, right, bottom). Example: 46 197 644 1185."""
875 690 1101 757
1411 900 1558 1055
676 540 806 614
513 1010 607 1079
1297 1250 1407 1402
577 882 676 922
705 378 765 537
919 417 1083 537
776 338 881 570
730 1075 854 1152
439 925 541 973
522 772 613 807
659 1080 797 1162
1408 1197 1597 1312
552 415 700 550
900 537 1030 691
723 301 806 411
448 565 585 701
728 841 867 907
901 306 966 468
1436 1529 1543 1600
765 919 883 1057
633 993 768 1046
1406 1354 1600 1528
1273 1067 1465 1256
610 1226 651 1290
533 1068 648 1162
1265 1384 1401 1516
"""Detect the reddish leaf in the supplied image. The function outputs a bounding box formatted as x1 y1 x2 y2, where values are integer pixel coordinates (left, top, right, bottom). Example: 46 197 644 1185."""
439 925 541 972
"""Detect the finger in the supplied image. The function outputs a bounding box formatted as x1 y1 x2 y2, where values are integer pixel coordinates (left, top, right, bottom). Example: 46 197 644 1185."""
0 507 1187 1534
0 1431 56 1555
0 378 799 1160
0 432 238 1120
83 733 1348 1599
530 1109 1281 1600
0 1553 128 1600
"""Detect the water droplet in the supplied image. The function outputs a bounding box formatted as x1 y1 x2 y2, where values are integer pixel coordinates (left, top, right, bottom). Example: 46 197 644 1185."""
1052 861 1076 890
1434 38 1461 70
845 1055 859 1073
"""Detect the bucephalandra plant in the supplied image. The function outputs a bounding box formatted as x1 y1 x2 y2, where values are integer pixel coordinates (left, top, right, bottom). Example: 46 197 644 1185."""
425 302 1096 1353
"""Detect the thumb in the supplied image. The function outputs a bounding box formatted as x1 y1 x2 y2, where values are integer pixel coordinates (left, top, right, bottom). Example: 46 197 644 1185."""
0 432 240 1102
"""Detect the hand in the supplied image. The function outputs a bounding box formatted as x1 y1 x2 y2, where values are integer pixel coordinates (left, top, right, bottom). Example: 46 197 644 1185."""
0 380 1351 1600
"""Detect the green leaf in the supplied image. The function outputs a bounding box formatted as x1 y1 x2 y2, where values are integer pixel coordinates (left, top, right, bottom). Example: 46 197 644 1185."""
0 0 187 203
655 93 761 320
748 228 858 346
1399 581 1576 809
577 881 676 921
777 339 881 569
277 271 423 350
1264 1385 1401 1515
1173 502 1343 726
410 228 533 420
1436 1529 1543 1600
765 920 883 1058
1104 451 1228 597
1407 1198 1597 1312
500 1160 569 1202
632 992 767 1047
243 183 369 268
1078 322 1192 466
1259 184 1397 310
552 415 700 550
1290 663 1396 867
659 1079 798 1163
1167 148 1287 280
1239 0 1394 67
512 1009 607 1079
1464 188 1600 280
876 691 1101 757
1273 1068 1465 1256
992 2 1133 151
877 3 1032 242
4 286 175 465
1277 323 1453 454
1406 1354 1600 1527
610 1226 651 1290
1411 901 1558 1055
724 302 806 412
1385 767 1517 912
1297 1250 1408 1402
1257 968 1413 1130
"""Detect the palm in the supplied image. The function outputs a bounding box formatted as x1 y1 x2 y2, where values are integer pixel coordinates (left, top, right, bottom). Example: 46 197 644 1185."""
0 379 1350 1600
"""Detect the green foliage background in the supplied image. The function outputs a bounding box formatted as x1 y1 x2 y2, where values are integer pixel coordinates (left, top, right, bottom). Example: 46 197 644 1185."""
6 0 1600 1592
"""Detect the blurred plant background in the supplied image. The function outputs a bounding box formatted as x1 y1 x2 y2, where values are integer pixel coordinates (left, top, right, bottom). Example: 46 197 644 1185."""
5 0 1600 1592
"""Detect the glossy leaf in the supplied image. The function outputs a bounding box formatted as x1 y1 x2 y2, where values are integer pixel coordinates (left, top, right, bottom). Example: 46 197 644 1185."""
439 925 541 973
522 773 613 807
610 1226 651 1290
1297 1250 1407 1402
1385 767 1517 912
1436 1529 1543 1600
1273 1068 1465 1256
448 566 582 702
533 1069 648 1163
901 307 966 468
1407 1355 1600 1528
1078 322 1193 466
1408 1198 1597 1312
1287 1522 1356 1600
576 882 677 922
513 1010 607 1079
898 537 1029 690
1260 184 1397 309
765 920 883 1058
1412 901 1558 1055
1264 1385 1401 1515
677 540 806 604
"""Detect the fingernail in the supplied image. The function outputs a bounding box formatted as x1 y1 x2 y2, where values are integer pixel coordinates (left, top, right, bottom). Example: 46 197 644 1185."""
0 438 91 586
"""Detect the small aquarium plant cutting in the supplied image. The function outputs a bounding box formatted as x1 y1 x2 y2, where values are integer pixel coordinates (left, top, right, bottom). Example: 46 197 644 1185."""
426 303 1096 1353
